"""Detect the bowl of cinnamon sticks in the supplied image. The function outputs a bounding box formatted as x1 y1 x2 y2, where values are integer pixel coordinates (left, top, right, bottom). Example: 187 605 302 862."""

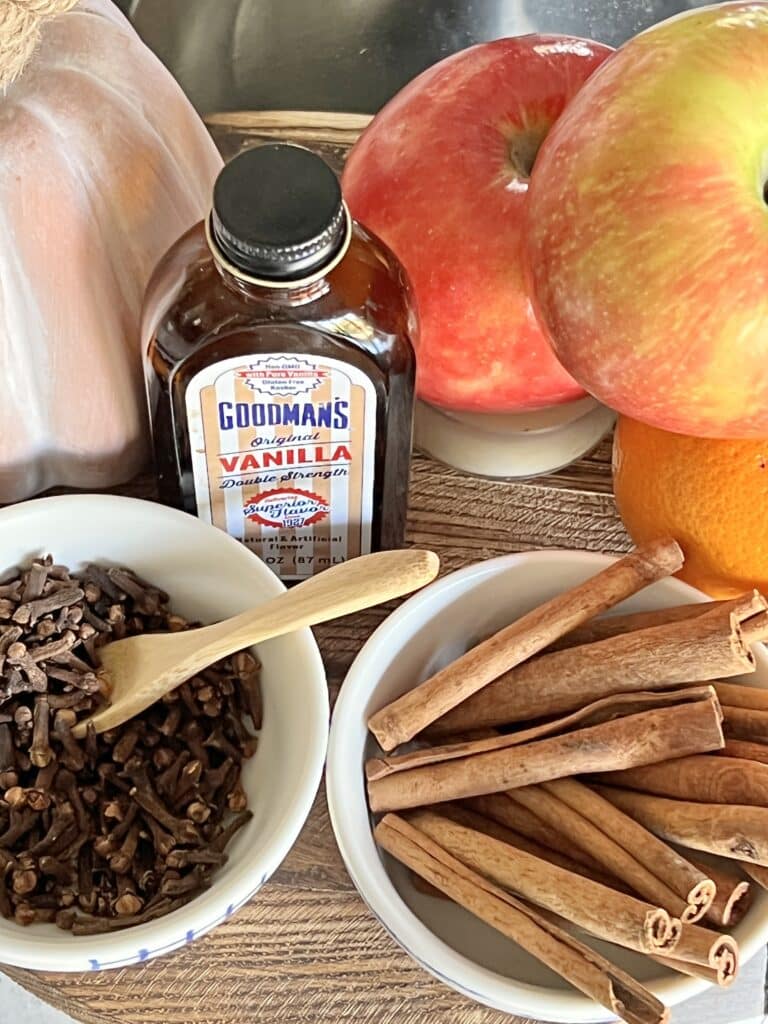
0 494 328 971
327 538 768 1023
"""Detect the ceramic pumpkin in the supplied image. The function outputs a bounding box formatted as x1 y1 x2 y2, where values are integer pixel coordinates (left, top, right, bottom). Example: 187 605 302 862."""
0 0 222 500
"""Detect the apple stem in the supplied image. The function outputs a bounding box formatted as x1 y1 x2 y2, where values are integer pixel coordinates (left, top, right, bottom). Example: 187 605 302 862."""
507 127 548 181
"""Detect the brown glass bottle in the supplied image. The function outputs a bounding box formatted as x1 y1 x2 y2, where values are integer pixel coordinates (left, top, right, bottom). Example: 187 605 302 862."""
142 143 416 582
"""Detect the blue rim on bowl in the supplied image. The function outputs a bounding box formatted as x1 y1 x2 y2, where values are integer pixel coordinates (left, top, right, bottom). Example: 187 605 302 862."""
326 551 768 1022
0 494 329 971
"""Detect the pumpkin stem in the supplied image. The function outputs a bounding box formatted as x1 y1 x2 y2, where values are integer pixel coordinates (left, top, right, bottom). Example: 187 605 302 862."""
0 0 78 90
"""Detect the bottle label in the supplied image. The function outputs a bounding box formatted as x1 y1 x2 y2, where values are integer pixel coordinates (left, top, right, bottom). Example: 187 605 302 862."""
185 353 376 580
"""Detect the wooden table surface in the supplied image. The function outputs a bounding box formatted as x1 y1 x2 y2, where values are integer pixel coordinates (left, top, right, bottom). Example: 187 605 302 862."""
6 114 631 1024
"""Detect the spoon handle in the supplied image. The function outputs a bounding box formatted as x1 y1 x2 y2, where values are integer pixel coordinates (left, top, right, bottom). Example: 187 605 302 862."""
192 548 439 660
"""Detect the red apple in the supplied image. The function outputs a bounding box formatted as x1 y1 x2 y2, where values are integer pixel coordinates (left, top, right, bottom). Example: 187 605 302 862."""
341 36 612 413
526 3 768 438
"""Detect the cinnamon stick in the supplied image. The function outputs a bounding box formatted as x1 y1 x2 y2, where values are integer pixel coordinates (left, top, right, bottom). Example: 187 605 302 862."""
408 869 450 900
406 810 681 955
523 856 737 987
442 803 620 888
549 598 733 651
688 857 752 928
650 956 722 987
722 707 768 744
532 778 715 923
719 739 768 765
466 794 607 875
431 596 763 736
507 783 690 920
594 755 768 807
533 909 729 988
367 695 724 813
368 687 715 782
741 862 768 891
594 787 768 866
375 815 669 1024
740 612 768 645
662 926 738 987
715 681 768 711
367 539 684 751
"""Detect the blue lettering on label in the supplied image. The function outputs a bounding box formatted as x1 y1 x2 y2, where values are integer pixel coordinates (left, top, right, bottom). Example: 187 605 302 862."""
218 399 349 431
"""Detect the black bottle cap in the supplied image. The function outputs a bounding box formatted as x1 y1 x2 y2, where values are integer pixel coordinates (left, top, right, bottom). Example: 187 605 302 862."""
211 143 346 281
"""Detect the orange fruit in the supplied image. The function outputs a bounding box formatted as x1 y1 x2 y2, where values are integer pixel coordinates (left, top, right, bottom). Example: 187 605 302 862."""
613 416 768 598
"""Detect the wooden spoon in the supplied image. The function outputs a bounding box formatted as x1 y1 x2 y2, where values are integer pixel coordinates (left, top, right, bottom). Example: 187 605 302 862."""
74 548 439 737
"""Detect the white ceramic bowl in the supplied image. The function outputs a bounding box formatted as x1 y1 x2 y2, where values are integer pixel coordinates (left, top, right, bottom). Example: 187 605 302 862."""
327 550 768 1022
415 398 616 479
0 494 328 972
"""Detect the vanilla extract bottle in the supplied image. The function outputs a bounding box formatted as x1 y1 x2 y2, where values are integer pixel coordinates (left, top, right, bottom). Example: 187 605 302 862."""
143 143 416 581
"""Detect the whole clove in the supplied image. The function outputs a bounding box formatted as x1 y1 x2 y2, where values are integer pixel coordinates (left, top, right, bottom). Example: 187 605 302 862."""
186 801 211 825
34 760 57 792
0 556 260 932
7 645 48 692
108 823 140 875
210 810 253 854
0 809 37 848
232 651 262 729
111 727 140 764
113 887 143 917
52 712 86 772
160 867 207 897
180 720 209 768
166 847 226 870
152 747 175 773
103 798 126 822
106 796 138 843
56 770 89 832
13 705 32 733
20 562 48 604
204 724 242 763
29 696 53 769
141 814 176 859
127 780 200 846
15 904 56 925
28 802 76 855
0 724 13 772
46 692 88 710
12 867 37 896
155 749 191 797
44 666 100 693
26 632 77 663
26 789 51 812
12 586 84 626
39 855 73 885
173 760 203 806
61 894 190 936
159 703 182 738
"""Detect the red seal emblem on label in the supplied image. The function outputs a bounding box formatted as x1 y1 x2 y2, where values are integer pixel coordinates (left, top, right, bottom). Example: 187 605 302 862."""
243 488 330 529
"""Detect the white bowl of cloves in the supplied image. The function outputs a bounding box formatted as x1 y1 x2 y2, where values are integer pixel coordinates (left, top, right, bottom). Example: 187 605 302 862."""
0 494 328 971
328 539 768 1024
